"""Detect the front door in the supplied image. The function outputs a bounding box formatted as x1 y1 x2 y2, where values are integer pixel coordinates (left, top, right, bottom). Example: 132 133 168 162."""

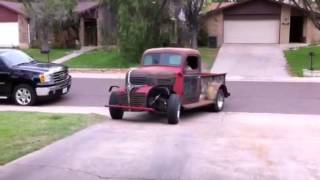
183 56 201 104
0 59 10 98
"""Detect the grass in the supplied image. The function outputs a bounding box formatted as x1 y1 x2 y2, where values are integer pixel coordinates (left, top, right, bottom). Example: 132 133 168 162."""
198 47 219 71
24 48 73 62
65 49 138 69
285 46 320 76
0 112 104 165
65 48 218 70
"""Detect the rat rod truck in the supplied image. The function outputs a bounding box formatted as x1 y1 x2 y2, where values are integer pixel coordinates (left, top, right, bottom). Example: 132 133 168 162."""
107 48 230 125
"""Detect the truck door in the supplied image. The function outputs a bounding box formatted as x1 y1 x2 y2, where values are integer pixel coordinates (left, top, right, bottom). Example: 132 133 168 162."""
0 59 10 99
183 55 201 104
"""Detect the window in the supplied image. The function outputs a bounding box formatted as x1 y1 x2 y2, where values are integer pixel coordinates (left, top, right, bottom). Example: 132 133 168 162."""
0 59 6 71
0 50 33 68
185 56 199 71
143 53 182 66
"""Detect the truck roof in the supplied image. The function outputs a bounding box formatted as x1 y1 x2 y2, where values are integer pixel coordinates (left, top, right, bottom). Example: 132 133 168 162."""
144 48 200 56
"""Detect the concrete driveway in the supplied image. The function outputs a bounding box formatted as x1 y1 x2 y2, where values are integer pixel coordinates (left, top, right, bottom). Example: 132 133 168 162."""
211 44 290 79
1 112 320 180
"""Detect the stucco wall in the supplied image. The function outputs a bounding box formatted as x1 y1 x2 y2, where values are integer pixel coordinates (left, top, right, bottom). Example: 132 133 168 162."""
18 15 29 49
279 6 290 44
205 12 223 47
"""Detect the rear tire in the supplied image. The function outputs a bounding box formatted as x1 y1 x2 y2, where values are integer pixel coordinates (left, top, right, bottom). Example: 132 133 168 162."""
13 84 36 106
212 89 225 112
109 92 124 120
167 94 181 125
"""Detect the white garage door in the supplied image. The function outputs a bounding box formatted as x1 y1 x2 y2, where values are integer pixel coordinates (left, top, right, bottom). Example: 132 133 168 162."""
224 19 280 44
0 22 19 47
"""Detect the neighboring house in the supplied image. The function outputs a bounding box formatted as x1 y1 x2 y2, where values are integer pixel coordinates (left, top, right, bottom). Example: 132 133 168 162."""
0 0 29 48
204 0 320 47
74 1 117 47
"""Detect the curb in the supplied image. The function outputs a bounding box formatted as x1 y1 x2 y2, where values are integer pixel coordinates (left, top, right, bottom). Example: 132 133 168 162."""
0 106 108 116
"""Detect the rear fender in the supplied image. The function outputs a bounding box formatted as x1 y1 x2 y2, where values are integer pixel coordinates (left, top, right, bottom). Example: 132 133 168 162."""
219 85 230 98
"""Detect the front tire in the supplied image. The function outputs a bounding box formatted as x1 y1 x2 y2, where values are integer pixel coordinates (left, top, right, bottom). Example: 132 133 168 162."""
13 84 36 106
167 94 181 125
212 89 225 112
109 92 124 120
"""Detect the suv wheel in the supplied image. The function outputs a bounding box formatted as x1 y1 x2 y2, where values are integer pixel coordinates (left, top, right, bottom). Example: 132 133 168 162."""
13 84 36 106
109 92 124 120
167 94 181 125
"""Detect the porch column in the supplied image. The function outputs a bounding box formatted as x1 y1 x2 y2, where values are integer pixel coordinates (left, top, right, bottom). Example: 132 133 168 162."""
79 17 85 47
280 6 291 44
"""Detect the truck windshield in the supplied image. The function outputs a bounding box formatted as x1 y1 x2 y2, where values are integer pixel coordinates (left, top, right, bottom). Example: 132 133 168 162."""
0 50 34 67
143 53 182 66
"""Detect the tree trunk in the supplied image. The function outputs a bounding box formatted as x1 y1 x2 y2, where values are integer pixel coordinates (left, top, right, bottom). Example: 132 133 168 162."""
191 29 198 49
41 26 50 52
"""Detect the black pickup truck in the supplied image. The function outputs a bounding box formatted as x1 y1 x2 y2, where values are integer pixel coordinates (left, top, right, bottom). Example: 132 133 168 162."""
0 49 71 106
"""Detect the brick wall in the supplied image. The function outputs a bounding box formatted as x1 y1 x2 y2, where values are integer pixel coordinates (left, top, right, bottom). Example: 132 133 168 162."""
18 15 29 48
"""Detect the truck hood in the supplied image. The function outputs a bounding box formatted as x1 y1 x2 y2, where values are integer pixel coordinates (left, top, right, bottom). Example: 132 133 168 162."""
130 66 181 78
12 62 67 73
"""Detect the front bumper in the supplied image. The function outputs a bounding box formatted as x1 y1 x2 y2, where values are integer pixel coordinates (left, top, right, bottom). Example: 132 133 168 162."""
36 76 72 97
105 104 155 112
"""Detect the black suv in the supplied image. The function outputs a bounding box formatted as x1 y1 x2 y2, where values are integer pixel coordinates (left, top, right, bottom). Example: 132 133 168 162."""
0 49 71 106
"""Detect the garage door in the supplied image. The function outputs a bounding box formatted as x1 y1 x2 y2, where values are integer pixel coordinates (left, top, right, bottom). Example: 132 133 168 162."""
224 19 280 44
0 22 19 47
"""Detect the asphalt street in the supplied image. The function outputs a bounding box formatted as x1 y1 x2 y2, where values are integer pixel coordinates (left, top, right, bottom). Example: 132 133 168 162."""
1 78 320 180
37 78 320 115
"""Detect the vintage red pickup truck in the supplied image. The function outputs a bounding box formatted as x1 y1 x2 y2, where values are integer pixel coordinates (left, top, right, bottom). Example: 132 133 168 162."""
107 48 230 125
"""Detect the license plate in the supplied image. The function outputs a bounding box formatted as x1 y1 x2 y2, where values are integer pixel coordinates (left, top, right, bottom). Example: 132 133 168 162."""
62 87 68 94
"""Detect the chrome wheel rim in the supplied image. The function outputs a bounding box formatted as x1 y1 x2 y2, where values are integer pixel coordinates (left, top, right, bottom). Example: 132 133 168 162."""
217 92 224 110
16 88 32 105
177 104 181 120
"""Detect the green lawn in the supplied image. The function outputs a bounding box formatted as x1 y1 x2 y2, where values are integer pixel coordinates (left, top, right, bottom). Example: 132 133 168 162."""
285 46 320 76
65 48 218 70
0 112 104 165
198 47 219 71
65 49 138 69
24 48 73 62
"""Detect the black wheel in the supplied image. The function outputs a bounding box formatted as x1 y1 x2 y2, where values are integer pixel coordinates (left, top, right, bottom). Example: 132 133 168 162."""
167 94 181 125
109 92 124 120
212 89 225 112
13 84 37 106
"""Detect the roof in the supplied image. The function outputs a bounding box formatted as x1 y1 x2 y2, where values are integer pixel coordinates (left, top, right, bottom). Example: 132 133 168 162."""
205 2 235 13
74 1 99 14
144 48 200 56
205 0 312 15
0 0 26 16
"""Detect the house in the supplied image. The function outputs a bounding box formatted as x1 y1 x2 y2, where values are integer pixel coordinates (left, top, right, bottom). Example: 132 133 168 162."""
204 0 320 47
0 0 29 48
74 1 117 47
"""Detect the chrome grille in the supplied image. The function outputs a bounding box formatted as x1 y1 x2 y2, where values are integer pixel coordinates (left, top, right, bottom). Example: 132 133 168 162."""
130 92 146 107
130 77 147 85
53 70 68 83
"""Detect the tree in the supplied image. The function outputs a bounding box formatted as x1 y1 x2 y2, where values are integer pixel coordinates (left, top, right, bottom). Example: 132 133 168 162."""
118 0 168 62
23 0 76 51
184 0 205 48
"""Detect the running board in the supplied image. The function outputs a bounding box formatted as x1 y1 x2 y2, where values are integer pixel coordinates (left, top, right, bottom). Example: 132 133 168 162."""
183 100 213 110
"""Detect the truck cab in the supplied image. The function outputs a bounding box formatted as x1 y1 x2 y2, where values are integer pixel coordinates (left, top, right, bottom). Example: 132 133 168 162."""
0 49 71 106
107 48 230 125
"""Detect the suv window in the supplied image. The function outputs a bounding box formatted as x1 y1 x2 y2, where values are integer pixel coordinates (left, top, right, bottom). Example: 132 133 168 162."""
185 56 199 72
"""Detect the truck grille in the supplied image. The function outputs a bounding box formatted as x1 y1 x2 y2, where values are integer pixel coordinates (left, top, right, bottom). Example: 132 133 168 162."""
130 77 147 85
53 70 68 83
130 92 146 107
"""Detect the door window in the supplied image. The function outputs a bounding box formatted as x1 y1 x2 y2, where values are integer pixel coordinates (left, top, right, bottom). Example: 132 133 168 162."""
185 56 200 73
